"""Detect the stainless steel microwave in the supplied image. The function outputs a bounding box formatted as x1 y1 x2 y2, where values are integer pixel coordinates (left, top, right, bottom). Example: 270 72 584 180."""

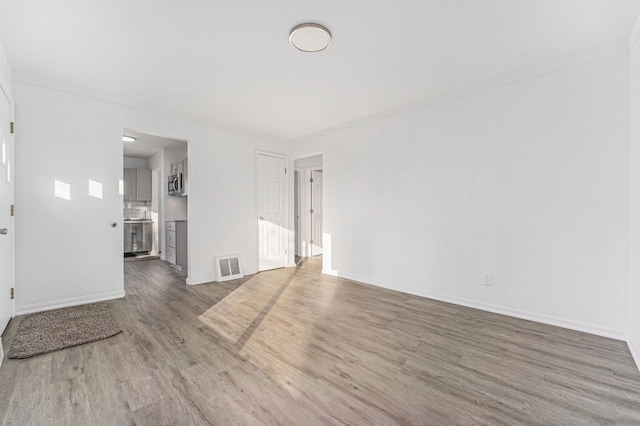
168 174 183 196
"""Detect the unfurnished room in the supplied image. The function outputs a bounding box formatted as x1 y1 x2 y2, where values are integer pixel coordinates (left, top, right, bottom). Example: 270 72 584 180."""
0 1 640 424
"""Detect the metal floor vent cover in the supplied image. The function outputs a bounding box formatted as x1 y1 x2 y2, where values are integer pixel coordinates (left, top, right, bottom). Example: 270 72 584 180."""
215 254 243 282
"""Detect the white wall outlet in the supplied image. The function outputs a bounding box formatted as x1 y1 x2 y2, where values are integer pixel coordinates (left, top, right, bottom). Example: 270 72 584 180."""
483 273 493 286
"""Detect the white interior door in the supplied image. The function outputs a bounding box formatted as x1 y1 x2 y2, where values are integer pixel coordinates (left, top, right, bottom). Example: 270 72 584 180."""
311 170 323 256
257 154 287 271
0 86 14 334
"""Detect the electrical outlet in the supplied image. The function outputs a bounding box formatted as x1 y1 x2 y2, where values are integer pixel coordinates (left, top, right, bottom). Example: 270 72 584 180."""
482 273 493 286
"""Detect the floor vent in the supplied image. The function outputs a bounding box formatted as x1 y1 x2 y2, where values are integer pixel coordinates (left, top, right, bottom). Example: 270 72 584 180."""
215 254 243 282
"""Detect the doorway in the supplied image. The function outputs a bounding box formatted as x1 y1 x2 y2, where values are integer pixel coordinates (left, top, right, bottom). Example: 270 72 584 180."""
310 169 323 256
122 130 188 273
293 155 323 259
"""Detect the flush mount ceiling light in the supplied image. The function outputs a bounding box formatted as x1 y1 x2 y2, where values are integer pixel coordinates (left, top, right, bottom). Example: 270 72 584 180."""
123 136 136 142
289 23 331 53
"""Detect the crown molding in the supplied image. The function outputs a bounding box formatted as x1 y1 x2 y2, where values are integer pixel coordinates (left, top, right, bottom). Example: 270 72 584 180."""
631 11 640 50
10 74 289 146
290 40 629 144
10 38 630 147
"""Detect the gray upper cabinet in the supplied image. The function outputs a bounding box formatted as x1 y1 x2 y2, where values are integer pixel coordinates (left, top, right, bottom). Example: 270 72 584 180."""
123 168 152 201
123 168 137 201
136 168 152 201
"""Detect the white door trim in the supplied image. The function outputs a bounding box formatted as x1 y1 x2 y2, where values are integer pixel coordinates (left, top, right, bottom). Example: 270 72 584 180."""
303 165 323 257
294 168 303 257
256 151 289 271
0 79 15 343
310 169 323 256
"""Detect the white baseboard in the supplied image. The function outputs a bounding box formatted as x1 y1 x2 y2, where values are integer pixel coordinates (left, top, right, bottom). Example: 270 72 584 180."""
187 266 257 286
321 268 338 277
186 276 215 286
0 338 4 369
15 290 126 316
0 316 10 338
629 338 640 373
336 271 627 342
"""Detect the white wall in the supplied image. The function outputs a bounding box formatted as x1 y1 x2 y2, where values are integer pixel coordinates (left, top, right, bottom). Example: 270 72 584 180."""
0 41 11 94
629 15 640 368
294 155 322 170
186 136 289 284
123 156 148 168
293 52 631 339
13 82 289 312
148 150 164 257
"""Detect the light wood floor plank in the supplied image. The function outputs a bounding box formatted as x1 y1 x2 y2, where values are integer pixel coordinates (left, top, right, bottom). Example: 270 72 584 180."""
1 257 639 424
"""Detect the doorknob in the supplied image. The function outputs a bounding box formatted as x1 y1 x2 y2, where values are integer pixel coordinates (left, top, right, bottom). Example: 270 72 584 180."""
0 228 7 235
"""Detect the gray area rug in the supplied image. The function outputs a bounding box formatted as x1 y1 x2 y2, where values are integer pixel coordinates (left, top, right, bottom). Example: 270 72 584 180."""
8 302 122 359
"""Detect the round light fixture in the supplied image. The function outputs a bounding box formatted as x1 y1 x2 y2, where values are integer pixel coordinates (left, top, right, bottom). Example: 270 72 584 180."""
123 136 136 142
289 23 331 53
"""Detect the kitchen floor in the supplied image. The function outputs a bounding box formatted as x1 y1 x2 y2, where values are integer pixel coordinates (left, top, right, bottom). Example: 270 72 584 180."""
123 254 160 262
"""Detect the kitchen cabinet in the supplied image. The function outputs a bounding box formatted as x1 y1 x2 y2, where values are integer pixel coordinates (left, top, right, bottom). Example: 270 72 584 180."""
137 169 152 201
123 168 137 201
123 168 152 201
166 220 187 271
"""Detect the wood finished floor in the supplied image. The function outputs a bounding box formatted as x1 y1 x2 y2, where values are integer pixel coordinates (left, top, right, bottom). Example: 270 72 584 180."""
1 257 640 425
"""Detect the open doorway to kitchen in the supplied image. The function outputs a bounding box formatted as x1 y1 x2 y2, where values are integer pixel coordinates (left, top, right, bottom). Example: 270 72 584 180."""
293 154 323 261
122 130 189 275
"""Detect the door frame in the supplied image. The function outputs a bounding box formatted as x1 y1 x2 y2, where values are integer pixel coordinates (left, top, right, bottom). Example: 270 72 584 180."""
294 168 303 258
256 150 289 271
309 168 323 256
302 165 323 257
0 76 15 335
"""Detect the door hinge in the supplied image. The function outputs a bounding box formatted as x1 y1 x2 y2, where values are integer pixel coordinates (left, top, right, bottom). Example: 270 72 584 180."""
285 168 287 174
310 178 314 183
10 204 14 217
310 209 314 214
10 288 14 299
310 240 314 244
10 122 14 134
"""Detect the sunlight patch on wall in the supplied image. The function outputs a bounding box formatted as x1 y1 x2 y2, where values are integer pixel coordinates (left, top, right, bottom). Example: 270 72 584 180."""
54 180 71 200
88 179 103 199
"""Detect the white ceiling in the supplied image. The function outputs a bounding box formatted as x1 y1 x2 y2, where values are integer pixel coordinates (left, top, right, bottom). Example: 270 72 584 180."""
123 129 187 159
1 1 639 143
